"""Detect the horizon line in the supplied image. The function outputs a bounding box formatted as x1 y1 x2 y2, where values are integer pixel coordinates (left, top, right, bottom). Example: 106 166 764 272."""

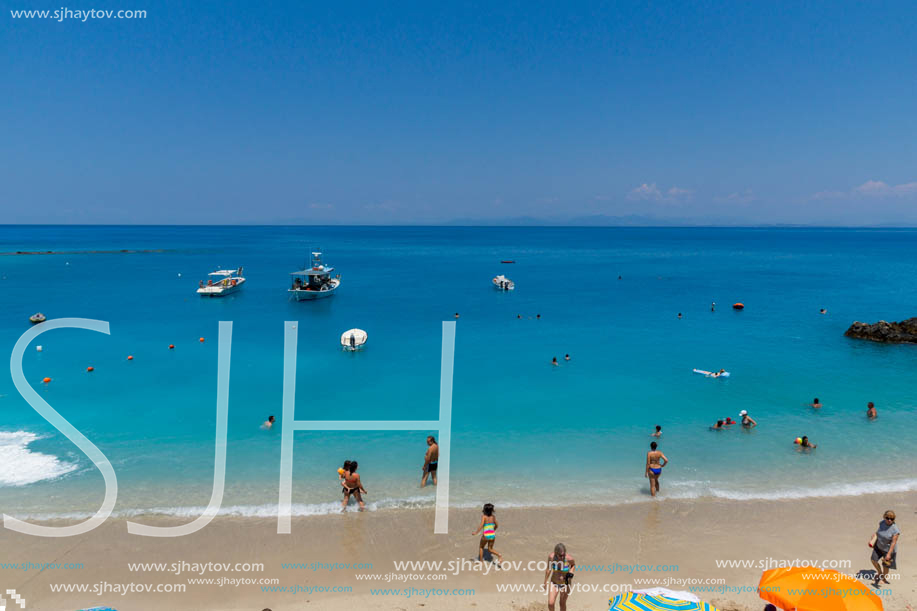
1 223 917 229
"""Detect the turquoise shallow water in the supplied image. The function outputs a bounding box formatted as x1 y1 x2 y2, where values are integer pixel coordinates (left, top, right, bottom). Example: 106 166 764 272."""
1 226 916 518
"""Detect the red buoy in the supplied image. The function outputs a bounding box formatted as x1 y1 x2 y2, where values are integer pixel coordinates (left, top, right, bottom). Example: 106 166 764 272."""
87 366 94 372
733 303 745 310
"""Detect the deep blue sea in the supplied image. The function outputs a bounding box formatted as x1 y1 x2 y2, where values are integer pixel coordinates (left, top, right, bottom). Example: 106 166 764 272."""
1 226 916 519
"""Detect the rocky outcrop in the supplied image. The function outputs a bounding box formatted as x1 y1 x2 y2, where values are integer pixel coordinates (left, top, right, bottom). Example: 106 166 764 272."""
845 318 917 343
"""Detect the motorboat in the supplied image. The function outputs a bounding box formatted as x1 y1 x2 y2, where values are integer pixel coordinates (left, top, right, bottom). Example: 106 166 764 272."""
289 250 341 301
492 274 515 291
197 267 246 297
341 328 367 351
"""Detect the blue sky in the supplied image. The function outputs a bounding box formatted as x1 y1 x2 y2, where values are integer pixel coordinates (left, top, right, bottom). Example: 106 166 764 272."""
2 1 916 225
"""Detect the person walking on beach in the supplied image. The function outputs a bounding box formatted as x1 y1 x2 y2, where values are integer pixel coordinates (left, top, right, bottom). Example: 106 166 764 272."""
471 503 503 564
870 510 900 585
544 542 574 611
867 402 877 419
341 460 367 511
740 410 757 427
645 441 668 497
421 436 439 487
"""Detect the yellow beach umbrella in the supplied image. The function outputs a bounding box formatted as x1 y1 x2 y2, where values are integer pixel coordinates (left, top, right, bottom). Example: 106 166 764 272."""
758 566 883 611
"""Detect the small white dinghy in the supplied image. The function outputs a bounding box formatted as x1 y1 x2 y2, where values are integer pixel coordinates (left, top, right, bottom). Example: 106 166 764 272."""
492 274 515 290
341 328 368 351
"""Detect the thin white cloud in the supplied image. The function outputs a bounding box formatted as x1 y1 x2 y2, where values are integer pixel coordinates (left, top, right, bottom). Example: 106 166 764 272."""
811 180 917 200
627 183 693 203
714 189 756 204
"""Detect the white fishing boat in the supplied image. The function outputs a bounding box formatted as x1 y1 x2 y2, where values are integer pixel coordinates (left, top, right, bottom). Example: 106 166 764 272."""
197 268 245 297
492 274 515 291
289 250 341 301
341 328 367 351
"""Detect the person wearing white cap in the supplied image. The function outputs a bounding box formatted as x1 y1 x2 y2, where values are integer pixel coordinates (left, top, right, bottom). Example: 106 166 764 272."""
740 410 757 428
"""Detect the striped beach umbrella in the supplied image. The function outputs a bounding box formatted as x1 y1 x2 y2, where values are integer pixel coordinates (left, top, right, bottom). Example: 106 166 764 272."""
609 592 719 610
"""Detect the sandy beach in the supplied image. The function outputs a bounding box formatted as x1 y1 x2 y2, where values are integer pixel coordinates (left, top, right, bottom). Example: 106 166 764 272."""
2 491 913 611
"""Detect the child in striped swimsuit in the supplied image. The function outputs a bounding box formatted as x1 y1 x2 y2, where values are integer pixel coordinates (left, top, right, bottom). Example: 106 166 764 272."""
472 503 503 564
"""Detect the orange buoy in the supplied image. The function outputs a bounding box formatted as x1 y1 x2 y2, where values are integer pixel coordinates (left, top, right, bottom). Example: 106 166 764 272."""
42 377 51 384
169 344 175 349
199 337 205 343
127 355 134 361
87 366 94 372
733 303 745 310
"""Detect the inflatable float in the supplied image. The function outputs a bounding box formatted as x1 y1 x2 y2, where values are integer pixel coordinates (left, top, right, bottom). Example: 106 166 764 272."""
693 368 730 378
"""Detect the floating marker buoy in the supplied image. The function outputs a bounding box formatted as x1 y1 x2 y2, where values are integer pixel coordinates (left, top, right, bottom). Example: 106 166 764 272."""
169 344 175 349
87 366 94 372
36 345 43 352
733 303 745 310
42 377 51 384
199 337 205 343
127 355 134 361
794 437 802 445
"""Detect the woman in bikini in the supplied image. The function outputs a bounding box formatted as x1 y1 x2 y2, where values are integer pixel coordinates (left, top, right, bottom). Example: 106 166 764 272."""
543 542 574 611
340 460 367 511
645 441 668 497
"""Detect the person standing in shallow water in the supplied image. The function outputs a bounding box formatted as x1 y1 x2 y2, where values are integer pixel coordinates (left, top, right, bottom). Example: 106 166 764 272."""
341 461 367 511
645 441 668 497
421 436 439 487
867 402 877 419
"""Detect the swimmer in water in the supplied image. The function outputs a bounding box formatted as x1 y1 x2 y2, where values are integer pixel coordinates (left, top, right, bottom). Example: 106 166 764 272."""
551 357 559 366
711 301 716 311
645 441 668 497
739 410 757 427
677 313 683 319
723 417 736 426
820 308 827 314
652 425 662 437
711 419 725 430
564 354 570 361
810 397 822 409
710 368 726 378
799 435 817 449
867 402 877 419
454 312 460 319
261 415 275 429
536 314 541 320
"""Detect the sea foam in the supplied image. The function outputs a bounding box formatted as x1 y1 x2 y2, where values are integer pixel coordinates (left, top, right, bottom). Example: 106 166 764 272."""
0 431 78 487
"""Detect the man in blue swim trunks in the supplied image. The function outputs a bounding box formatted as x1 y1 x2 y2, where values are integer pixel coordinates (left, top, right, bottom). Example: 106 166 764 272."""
421 436 439 487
